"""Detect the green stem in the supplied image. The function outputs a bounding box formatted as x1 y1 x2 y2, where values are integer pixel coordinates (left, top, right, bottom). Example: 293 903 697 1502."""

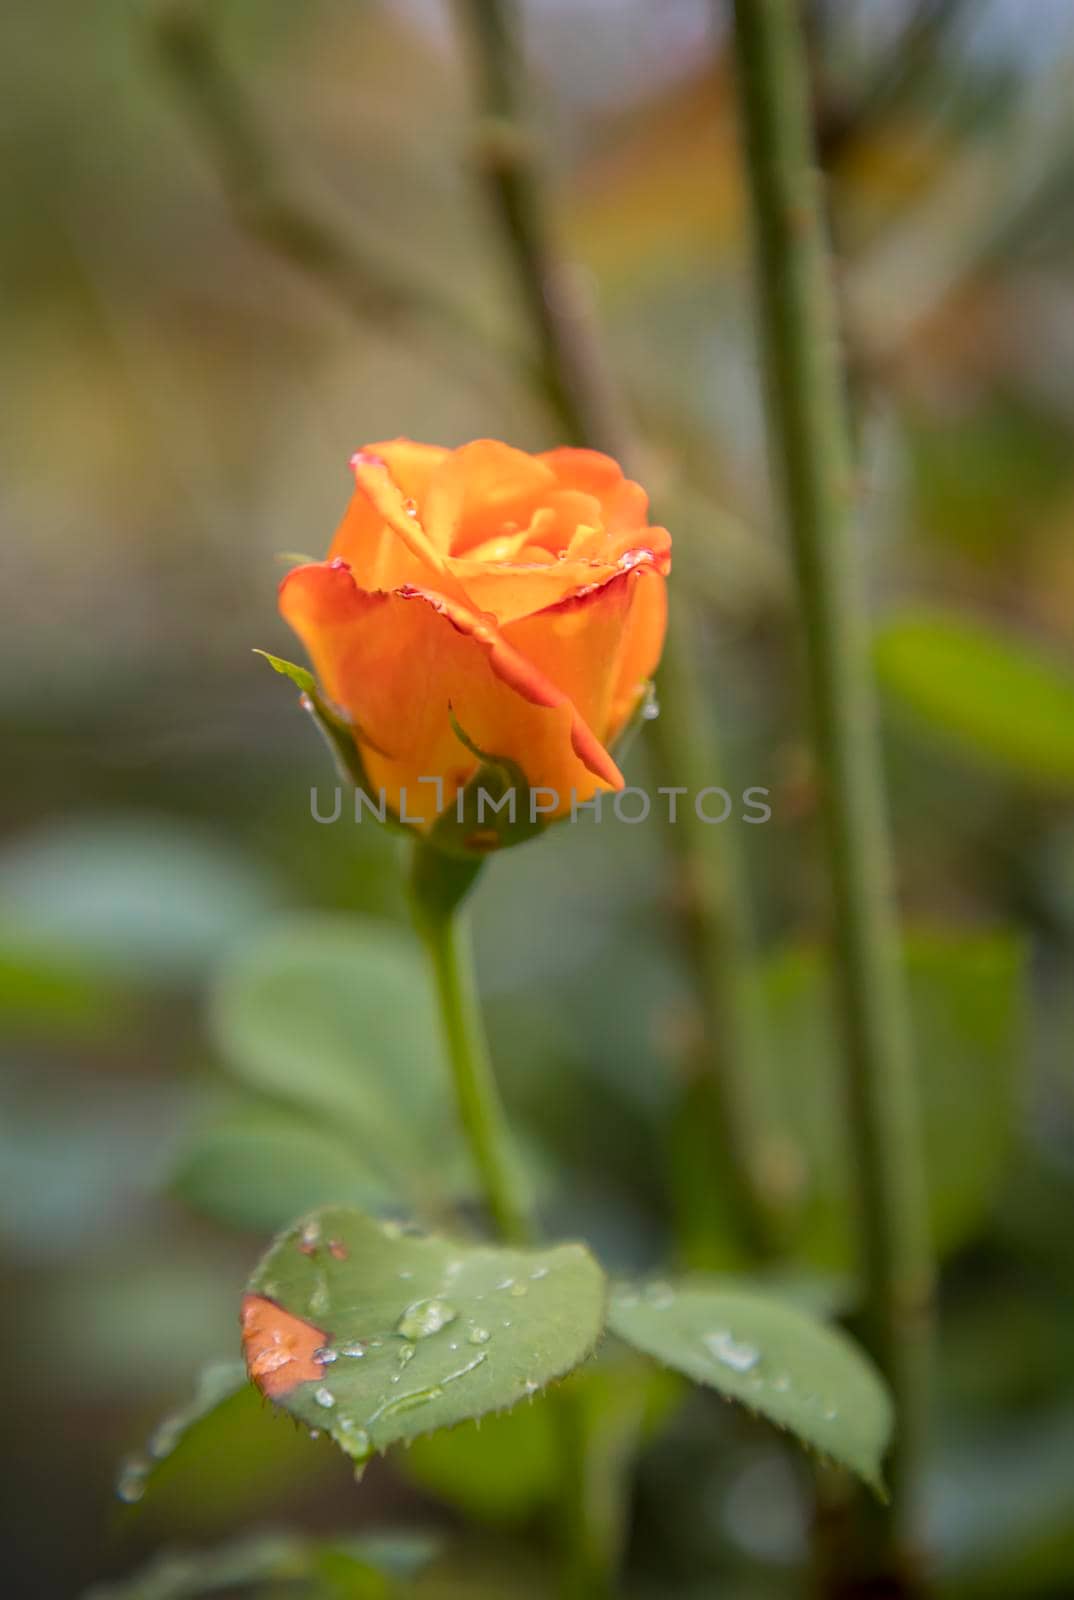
730 0 933 1564
455 0 781 1270
454 0 630 459
410 845 533 1247
653 592 788 1262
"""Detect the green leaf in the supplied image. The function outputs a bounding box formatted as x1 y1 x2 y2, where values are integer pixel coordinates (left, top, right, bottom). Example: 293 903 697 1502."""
403 1359 678 1523
875 611 1074 790
171 1106 392 1233
245 1207 607 1462
115 1360 249 1506
608 1279 892 1494
0 814 282 987
84 1528 437 1599
209 915 466 1211
759 930 1026 1264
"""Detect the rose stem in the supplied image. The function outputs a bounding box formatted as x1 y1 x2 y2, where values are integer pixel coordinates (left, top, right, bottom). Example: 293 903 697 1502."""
453 0 784 1264
410 841 610 1599
729 0 933 1568
410 845 532 1247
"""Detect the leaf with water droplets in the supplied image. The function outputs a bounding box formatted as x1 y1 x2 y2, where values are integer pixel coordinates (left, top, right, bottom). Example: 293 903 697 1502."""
608 1280 892 1495
244 1207 607 1461
114 1361 248 1506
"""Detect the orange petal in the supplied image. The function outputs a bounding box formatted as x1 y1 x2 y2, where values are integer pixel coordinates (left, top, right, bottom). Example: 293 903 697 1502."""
424 441 559 555
241 1293 327 1398
502 567 641 740
328 443 470 601
539 448 652 533
279 562 623 823
606 567 668 740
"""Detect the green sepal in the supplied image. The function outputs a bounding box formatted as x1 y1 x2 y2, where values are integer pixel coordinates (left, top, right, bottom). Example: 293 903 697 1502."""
254 649 407 835
424 711 545 858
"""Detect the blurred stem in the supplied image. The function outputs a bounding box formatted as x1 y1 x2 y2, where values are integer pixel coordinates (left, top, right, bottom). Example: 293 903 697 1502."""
652 594 789 1261
454 0 630 459
454 0 781 1265
730 0 933 1571
155 0 533 388
410 844 533 1246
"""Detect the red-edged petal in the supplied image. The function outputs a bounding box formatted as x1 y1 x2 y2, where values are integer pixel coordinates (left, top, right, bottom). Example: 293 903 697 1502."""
279 561 623 824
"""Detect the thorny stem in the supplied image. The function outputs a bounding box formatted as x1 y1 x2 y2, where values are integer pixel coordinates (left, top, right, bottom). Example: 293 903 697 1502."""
729 0 934 1571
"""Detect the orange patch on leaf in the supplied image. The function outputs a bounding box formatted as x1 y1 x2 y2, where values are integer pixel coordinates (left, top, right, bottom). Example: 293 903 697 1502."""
241 1293 328 1398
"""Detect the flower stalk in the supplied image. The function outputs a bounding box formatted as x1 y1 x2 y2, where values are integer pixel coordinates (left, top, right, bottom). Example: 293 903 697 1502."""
410 845 532 1248
729 0 933 1563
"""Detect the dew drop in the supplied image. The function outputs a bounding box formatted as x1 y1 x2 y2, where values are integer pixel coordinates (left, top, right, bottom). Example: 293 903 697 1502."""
148 1418 182 1460
314 1387 336 1409
467 1324 491 1345
313 1346 338 1365
403 497 419 518
529 1266 549 1281
395 1299 458 1340
397 1343 415 1369
641 694 660 721
116 1456 149 1504
338 1340 367 1359
703 1329 760 1374
338 1421 373 1464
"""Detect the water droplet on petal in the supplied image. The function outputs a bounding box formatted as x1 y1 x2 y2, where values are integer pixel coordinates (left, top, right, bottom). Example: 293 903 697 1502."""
703 1329 760 1374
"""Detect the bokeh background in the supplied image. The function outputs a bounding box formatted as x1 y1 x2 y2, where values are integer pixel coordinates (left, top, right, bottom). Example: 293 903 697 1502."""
4 1 1074 1595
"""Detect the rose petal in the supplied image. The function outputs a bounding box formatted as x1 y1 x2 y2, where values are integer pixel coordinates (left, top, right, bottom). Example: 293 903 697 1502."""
279 561 623 823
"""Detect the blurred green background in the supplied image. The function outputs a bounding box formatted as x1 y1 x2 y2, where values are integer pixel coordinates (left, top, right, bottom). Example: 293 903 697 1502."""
3 1 1074 1595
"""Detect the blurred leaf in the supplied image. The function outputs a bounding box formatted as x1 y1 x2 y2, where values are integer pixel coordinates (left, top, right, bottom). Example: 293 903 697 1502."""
404 1359 679 1523
85 1526 437 1598
608 1279 892 1494
875 612 1074 790
0 941 120 1039
209 915 466 1211
931 1409 1074 1597
904 398 1073 562
115 1361 248 1507
172 1105 392 1233
244 1207 606 1462
0 814 283 986
762 930 1026 1265
108 1379 338 1534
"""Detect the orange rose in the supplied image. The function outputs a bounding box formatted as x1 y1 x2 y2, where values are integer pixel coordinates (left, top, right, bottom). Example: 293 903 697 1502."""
279 439 670 834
